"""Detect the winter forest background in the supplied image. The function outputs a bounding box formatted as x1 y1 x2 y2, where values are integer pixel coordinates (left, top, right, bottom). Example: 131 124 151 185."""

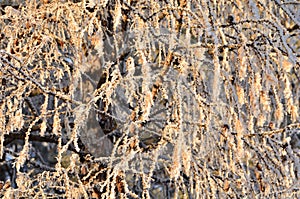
0 0 299 198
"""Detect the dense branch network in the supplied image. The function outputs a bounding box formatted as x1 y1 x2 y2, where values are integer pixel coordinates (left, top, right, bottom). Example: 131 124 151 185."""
0 0 299 198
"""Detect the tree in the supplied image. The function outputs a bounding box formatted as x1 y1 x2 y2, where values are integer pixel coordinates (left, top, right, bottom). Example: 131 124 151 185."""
0 0 299 198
